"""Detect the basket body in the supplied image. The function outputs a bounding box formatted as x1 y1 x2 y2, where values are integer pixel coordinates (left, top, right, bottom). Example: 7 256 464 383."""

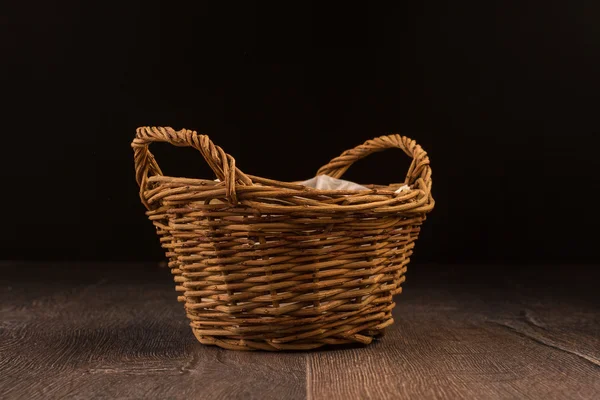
133 127 434 351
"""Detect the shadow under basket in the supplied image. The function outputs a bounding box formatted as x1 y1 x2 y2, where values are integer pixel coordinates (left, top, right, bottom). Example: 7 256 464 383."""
132 126 434 351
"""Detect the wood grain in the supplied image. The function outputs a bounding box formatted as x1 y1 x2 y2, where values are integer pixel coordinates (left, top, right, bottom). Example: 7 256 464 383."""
1 263 598 399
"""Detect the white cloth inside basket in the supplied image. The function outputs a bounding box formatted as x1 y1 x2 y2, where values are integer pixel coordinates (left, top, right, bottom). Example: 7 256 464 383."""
299 175 409 193
299 175 369 191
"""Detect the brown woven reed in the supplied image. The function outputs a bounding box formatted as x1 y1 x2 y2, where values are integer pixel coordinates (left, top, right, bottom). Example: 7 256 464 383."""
132 126 434 351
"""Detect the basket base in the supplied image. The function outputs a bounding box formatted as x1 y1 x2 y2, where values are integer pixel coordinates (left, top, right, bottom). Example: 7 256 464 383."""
191 326 389 351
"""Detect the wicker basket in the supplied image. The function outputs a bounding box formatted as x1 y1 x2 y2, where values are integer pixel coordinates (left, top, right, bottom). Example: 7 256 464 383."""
132 126 434 351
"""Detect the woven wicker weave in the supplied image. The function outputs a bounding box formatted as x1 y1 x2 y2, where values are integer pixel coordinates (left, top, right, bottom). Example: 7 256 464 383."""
132 126 434 351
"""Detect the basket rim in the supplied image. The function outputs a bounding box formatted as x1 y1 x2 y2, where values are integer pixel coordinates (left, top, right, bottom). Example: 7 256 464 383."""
149 174 413 193
144 174 434 215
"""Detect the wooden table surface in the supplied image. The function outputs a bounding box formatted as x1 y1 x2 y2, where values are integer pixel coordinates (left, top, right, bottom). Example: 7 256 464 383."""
1 263 598 399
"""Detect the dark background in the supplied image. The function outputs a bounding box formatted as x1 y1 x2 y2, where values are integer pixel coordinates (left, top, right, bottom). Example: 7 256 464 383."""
2 1 599 265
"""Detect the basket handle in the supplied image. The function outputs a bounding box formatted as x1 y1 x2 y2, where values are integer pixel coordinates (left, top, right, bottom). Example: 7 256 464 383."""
316 134 432 189
132 126 252 208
